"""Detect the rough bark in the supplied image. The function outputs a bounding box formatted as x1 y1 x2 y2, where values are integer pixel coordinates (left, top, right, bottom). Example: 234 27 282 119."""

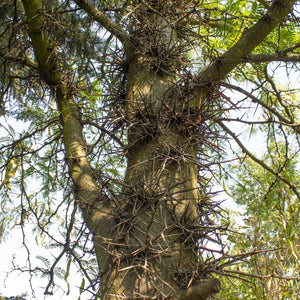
97 8 202 298
173 278 221 300
21 0 297 299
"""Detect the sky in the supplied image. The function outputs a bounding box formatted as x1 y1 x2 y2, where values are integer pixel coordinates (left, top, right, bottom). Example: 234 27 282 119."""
0 117 90 300
0 219 89 299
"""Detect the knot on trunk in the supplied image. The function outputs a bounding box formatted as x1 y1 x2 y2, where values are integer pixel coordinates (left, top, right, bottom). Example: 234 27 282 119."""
173 278 221 300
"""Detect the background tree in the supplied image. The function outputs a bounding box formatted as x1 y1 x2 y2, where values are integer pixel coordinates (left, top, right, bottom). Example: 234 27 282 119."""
0 0 300 299
219 141 300 299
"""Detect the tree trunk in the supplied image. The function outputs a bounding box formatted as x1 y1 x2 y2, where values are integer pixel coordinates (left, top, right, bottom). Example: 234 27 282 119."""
99 76 198 299
96 7 207 299
20 0 221 297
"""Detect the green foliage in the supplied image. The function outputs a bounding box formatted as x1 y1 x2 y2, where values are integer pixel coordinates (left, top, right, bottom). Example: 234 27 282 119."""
219 143 300 299
1 0 300 298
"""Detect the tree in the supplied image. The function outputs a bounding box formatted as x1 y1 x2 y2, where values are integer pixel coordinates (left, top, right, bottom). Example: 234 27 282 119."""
0 0 300 299
219 142 300 299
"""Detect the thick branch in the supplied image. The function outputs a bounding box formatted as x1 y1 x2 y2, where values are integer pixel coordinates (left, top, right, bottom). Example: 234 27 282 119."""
73 0 132 55
21 0 110 232
245 52 300 63
173 278 221 300
21 0 60 86
194 0 296 88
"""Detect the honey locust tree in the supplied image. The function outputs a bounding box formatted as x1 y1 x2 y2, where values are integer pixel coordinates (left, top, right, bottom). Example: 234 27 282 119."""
1 0 300 299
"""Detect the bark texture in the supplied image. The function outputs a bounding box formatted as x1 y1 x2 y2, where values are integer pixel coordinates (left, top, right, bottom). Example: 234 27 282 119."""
21 0 297 299
97 7 202 298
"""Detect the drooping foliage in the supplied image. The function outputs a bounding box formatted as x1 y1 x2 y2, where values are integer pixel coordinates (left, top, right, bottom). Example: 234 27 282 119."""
0 0 300 299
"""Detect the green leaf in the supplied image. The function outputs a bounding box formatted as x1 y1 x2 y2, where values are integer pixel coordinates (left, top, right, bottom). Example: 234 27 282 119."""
0 158 18 190
286 223 295 241
78 277 85 300
65 258 72 295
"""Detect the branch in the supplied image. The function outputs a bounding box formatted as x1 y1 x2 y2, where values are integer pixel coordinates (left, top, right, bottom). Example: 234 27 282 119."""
220 82 293 125
223 269 300 281
264 65 295 122
173 278 221 300
215 119 300 200
0 49 38 70
44 202 78 295
275 42 300 55
0 117 60 153
21 0 60 86
258 0 271 9
21 0 112 233
194 0 297 88
83 120 125 147
245 52 300 63
221 81 300 134
73 0 132 55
